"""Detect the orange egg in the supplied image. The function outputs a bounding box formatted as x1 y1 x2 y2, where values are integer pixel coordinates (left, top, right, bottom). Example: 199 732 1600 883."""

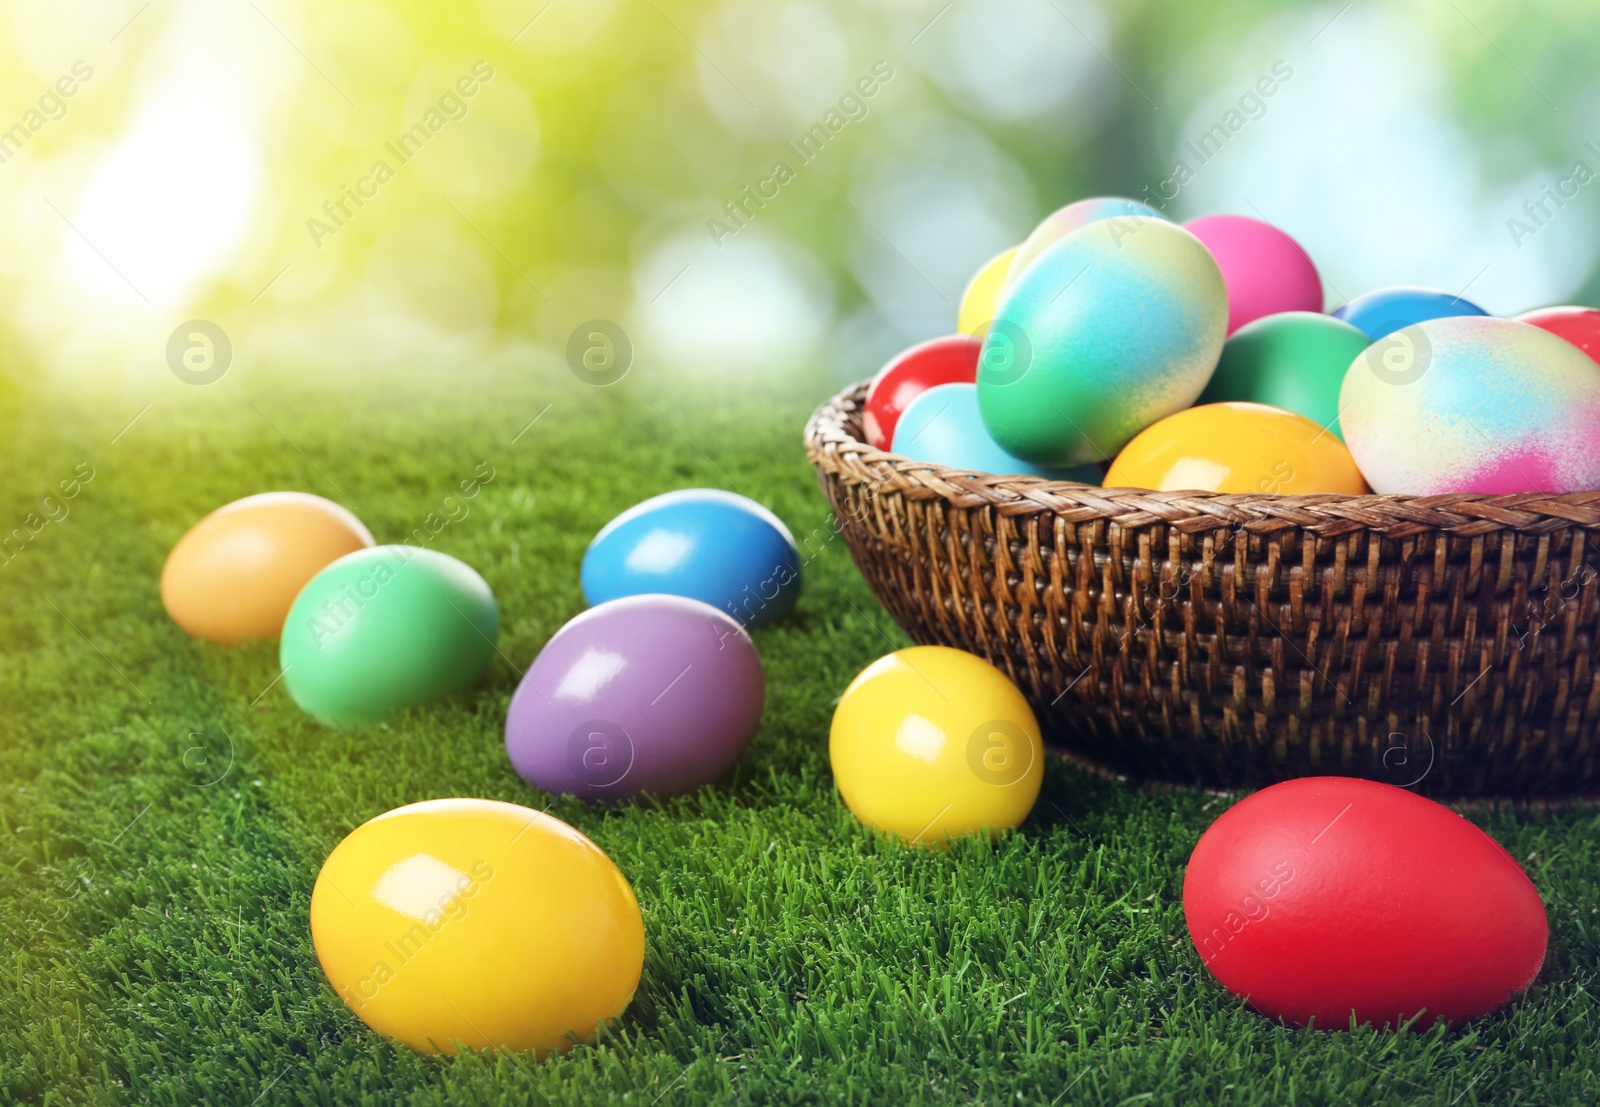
1105 402 1369 495
161 492 374 645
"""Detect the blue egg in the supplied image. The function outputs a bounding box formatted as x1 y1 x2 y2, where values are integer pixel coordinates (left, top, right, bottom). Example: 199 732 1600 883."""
892 383 1100 483
1332 286 1487 340
582 490 801 629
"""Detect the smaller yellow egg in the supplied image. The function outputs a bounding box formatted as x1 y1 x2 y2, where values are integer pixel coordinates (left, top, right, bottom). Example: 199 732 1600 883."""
957 246 1020 337
1105 402 1369 495
829 646 1043 846
310 798 644 1055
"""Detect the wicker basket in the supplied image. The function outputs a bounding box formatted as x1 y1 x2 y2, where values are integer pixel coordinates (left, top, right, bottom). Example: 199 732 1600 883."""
805 381 1600 797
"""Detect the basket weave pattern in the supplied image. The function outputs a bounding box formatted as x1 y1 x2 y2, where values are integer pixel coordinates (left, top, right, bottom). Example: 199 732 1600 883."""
805 381 1600 797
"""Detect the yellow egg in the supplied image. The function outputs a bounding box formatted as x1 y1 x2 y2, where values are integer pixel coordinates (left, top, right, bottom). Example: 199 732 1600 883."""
957 246 1020 337
829 646 1043 846
310 798 645 1055
1105 402 1369 495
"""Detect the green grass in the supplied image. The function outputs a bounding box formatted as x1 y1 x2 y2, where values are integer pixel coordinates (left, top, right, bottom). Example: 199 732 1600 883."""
3 359 1599 1106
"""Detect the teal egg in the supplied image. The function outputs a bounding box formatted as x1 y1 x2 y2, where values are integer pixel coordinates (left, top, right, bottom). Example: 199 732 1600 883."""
977 217 1227 465
891 383 1099 482
280 546 499 726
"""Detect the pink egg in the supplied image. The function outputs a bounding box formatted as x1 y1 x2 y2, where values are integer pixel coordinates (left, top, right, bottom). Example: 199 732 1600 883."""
1184 214 1322 335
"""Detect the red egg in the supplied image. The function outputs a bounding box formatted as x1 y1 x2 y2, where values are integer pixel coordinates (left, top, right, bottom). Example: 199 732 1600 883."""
1183 777 1546 1029
1516 305 1600 364
862 336 982 449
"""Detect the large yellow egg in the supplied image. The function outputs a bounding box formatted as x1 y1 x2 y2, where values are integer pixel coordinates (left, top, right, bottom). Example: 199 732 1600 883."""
161 491 374 644
310 798 645 1055
1105 402 1369 495
829 646 1043 846
957 246 1020 337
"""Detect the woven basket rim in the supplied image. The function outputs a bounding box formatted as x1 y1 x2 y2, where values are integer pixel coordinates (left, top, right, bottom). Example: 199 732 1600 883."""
806 380 1600 538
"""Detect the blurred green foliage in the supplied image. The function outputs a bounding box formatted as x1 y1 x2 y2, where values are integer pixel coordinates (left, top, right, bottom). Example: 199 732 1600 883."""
2 0 1600 391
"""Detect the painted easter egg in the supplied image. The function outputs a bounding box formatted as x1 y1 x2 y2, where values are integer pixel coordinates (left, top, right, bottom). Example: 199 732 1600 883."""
1333 286 1486 341
161 492 374 645
582 489 800 629
1183 777 1547 1028
505 595 765 801
1105 402 1367 495
1516 305 1600 364
863 335 982 449
1199 311 1372 439
1184 214 1322 334
830 646 1043 846
311 798 644 1054
1006 197 1166 285
1339 316 1600 494
279 546 499 726
978 216 1227 465
893 384 1099 482
958 247 1020 337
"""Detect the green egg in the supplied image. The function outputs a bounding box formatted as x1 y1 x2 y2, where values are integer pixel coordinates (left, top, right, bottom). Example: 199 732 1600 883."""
1200 311 1372 440
279 546 498 726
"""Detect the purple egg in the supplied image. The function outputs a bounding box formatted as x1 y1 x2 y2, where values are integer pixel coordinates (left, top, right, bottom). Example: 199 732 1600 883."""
505 595 765 800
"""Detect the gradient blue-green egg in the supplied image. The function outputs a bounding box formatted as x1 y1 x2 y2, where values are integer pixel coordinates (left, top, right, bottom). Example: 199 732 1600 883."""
977 216 1228 466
